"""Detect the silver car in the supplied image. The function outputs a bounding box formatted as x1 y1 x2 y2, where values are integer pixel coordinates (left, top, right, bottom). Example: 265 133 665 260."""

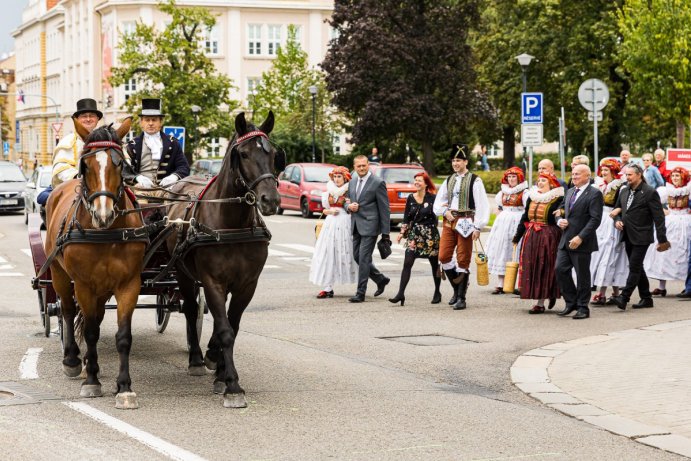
0 161 26 214
23 166 52 224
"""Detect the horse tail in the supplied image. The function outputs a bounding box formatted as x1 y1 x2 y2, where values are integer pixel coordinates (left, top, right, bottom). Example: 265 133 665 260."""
74 310 85 345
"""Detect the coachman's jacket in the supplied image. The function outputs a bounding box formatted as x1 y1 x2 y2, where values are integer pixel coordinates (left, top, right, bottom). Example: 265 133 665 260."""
124 131 190 184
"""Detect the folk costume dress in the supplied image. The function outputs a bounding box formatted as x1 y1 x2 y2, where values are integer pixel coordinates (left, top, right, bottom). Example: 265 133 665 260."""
513 186 564 301
309 180 358 288
486 181 529 276
644 181 691 282
589 177 629 288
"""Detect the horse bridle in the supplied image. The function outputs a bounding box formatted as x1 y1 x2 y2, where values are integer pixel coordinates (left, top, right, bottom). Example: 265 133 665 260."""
229 130 279 196
79 141 127 213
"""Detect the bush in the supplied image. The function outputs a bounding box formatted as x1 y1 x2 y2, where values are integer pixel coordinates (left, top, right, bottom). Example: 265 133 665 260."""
432 170 504 194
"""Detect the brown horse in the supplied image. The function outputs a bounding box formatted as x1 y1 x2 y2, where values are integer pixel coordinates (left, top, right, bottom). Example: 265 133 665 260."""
45 118 146 409
165 111 281 408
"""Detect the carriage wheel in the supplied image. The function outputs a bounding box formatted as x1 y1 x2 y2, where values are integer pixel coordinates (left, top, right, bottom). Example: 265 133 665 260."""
155 293 171 334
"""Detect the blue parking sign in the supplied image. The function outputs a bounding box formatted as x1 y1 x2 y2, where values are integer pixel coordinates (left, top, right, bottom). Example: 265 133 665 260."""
163 126 186 152
521 93 543 124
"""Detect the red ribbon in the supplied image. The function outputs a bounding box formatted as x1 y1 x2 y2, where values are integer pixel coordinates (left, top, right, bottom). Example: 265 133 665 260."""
525 222 546 232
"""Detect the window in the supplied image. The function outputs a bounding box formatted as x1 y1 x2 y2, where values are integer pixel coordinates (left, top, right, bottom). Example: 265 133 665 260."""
123 78 137 101
121 21 136 37
292 25 303 48
246 77 260 99
248 24 262 55
332 134 341 156
207 138 221 156
202 26 219 55
267 25 282 55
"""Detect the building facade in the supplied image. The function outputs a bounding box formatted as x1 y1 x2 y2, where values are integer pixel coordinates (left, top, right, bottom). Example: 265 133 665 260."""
13 0 336 166
0 53 17 162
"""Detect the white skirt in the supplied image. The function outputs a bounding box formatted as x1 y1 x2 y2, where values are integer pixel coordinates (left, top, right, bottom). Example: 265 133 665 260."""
485 207 523 275
644 211 690 281
590 207 629 287
309 210 358 287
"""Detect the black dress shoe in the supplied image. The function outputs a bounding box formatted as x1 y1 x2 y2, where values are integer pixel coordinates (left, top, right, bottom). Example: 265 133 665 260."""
557 306 577 317
610 295 627 310
431 291 442 304
632 298 654 309
374 278 390 297
676 291 691 299
548 298 557 310
573 310 590 319
448 294 458 305
348 294 365 303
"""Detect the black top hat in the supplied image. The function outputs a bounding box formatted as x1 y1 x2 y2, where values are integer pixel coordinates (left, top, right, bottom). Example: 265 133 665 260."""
139 98 164 117
72 98 103 119
450 143 469 161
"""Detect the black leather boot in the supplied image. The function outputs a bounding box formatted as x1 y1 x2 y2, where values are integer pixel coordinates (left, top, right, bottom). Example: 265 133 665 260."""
444 269 460 305
453 272 469 310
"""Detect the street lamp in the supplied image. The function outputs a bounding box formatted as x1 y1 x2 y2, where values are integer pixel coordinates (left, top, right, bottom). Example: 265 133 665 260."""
190 104 201 160
515 53 534 183
308 85 317 163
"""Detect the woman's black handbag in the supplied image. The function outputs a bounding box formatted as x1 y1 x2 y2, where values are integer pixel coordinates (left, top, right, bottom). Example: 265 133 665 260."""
377 238 392 259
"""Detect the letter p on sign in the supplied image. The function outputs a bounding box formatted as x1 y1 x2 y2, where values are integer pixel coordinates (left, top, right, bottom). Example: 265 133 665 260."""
521 92 543 124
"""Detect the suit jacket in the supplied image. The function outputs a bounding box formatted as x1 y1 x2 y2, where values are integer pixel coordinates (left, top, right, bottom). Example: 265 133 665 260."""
558 184 603 252
124 131 190 184
348 173 391 237
613 182 667 245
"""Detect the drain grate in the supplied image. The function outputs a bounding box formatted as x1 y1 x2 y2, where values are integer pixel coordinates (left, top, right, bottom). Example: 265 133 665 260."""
379 334 479 346
0 382 61 407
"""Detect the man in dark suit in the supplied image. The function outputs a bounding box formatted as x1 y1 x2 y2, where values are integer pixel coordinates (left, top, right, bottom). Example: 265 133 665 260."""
555 165 603 319
346 155 391 303
611 164 670 310
125 98 190 190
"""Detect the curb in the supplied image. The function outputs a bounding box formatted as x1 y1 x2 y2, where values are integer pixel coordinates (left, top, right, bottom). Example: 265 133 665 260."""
511 319 691 459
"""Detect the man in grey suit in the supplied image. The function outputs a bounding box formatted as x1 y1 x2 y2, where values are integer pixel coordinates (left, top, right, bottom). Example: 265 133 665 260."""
555 165 604 319
347 155 391 303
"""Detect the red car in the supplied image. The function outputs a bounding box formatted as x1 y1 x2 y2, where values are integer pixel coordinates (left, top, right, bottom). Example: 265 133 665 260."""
369 163 426 223
277 163 336 218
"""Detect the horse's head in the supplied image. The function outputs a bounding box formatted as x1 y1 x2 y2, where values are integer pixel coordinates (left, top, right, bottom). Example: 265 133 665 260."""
227 111 284 215
76 117 132 229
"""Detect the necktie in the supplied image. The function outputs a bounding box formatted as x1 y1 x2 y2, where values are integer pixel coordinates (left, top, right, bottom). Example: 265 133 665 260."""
356 178 364 199
626 189 635 209
569 187 580 209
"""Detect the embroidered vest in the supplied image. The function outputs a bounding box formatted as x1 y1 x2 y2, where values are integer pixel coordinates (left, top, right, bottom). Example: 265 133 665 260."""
502 190 524 207
669 193 689 210
527 199 557 223
446 173 476 211
603 183 621 207
328 194 347 208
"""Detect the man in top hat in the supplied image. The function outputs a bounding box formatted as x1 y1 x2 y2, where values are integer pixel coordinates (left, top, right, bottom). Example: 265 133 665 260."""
50 98 103 188
125 98 189 190
433 144 490 310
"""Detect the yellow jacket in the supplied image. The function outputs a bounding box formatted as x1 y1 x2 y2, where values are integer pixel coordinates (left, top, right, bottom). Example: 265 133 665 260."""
51 133 85 187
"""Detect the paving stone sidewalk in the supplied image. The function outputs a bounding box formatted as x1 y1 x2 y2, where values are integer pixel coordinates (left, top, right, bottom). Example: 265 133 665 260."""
511 319 691 459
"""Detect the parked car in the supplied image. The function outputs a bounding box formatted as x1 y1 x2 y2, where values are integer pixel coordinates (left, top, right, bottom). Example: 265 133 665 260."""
369 163 426 223
277 163 336 218
190 159 223 178
0 161 27 213
23 166 52 224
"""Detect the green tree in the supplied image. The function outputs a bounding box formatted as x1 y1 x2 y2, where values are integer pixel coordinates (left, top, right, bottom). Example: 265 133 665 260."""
617 0 691 148
251 26 339 163
109 0 237 159
322 0 496 175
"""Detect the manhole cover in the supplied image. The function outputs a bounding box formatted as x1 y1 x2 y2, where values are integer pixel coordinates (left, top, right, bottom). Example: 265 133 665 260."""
0 382 60 406
0 391 16 400
379 334 478 346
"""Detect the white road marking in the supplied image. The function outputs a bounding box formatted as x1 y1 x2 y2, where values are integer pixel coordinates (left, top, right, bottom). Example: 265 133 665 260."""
0 264 13 270
19 347 42 380
64 402 208 461
21 249 32 258
264 218 284 224
0 273 23 277
268 248 294 257
276 243 315 254
264 265 281 269
375 262 398 267
0 256 7 263
281 257 311 261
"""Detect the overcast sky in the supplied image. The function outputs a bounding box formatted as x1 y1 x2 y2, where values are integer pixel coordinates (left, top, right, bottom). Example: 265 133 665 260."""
0 2 25 57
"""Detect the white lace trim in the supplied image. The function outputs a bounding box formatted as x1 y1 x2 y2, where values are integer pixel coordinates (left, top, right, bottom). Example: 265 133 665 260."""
501 181 528 195
327 180 349 198
665 182 691 197
604 178 623 195
529 186 564 203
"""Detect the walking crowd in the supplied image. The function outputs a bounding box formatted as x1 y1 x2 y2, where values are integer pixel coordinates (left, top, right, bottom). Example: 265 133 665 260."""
310 146 691 320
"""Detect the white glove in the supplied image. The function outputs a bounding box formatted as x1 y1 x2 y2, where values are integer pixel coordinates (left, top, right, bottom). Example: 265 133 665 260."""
136 175 154 188
159 174 179 188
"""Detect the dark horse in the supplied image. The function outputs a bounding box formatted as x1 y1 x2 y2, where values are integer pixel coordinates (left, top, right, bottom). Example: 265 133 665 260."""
165 111 281 408
45 118 146 409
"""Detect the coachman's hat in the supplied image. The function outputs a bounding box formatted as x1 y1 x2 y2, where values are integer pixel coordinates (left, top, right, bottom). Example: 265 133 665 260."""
139 98 165 117
73 98 103 120
450 143 469 161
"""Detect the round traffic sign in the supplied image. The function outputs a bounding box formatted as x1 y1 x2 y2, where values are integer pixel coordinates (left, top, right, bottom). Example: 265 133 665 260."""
578 79 609 112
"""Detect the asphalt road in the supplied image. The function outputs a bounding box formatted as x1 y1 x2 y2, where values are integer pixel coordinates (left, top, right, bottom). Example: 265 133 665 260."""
0 209 687 460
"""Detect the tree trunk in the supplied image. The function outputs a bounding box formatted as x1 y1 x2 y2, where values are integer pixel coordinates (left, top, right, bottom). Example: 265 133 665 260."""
421 138 435 176
502 125 516 169
676 120 685 148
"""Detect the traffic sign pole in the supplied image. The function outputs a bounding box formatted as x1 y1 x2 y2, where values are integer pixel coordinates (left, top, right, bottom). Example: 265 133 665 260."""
592 79 599 167
578 79 609 168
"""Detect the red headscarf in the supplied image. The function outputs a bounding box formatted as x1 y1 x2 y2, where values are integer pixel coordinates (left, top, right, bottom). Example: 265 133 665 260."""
539 172 561 189
502 166 525 184
414 171 436 194
669 167 690 186
597 158 621 178
329 166 352 182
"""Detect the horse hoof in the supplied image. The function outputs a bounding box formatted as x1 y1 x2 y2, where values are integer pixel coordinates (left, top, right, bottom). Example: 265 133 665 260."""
80 384 103 398
115 392 139 410
79 368 101 379
63 364 82 378
223 393 247 408
213 380 225 395
203 356 217 370
188 365 206 376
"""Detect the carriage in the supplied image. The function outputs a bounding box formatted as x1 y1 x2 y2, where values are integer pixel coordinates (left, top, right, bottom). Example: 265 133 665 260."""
28 111 283 409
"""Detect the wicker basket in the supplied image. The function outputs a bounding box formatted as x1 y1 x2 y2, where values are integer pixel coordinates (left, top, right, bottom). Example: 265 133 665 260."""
314 214 324 240
474 240 489 286
503 244 519 293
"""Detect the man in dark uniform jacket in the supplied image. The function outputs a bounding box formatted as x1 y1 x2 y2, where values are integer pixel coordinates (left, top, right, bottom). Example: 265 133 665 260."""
611 164 670 310
125 98 189 189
